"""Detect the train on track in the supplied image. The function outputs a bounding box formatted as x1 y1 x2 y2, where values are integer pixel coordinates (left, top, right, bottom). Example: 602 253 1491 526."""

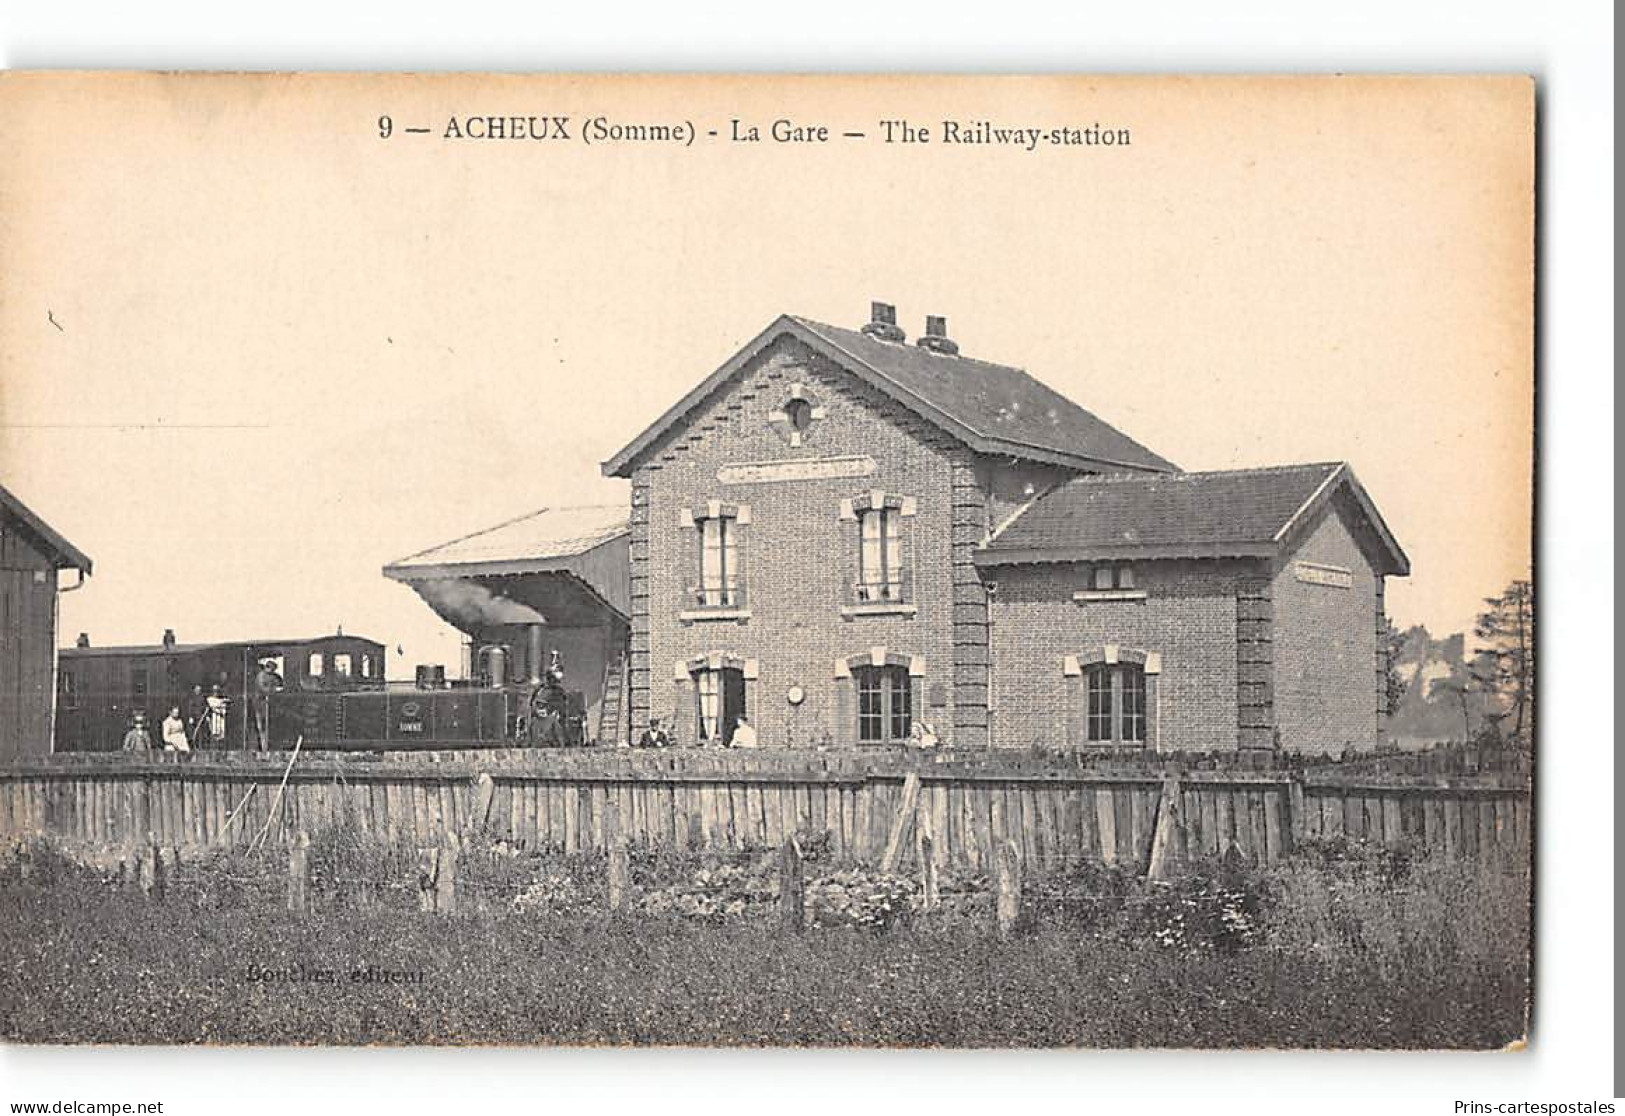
55 630 590 752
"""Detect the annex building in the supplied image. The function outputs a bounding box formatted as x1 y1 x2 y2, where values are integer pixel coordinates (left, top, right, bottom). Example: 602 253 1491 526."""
394 302 1408 754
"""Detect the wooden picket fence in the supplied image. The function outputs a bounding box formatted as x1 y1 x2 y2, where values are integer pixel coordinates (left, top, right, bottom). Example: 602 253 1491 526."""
0 747 1530 874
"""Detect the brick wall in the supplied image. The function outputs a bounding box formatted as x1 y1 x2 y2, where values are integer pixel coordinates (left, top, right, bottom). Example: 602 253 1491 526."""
1271 500 1382 752
627 336 974 748
987 558 1255 750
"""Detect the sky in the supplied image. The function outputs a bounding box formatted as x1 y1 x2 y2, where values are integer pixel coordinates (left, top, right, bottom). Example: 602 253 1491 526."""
0 74 1534 677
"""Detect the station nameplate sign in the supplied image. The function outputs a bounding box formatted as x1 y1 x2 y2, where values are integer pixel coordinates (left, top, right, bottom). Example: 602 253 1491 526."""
1294 561 1353 589
717 455 877 485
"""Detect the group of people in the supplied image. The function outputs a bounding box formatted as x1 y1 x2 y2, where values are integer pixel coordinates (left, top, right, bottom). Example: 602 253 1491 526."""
121 659 283 754
120 684 234 753
634 715 940 749
635 714 758 749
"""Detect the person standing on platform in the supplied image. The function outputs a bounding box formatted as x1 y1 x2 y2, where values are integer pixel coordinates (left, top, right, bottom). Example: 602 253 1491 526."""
161 706 190 753
204 684 230 749
252 658 285 750
638 716 672 748
121 712 153 753
185 684 208 749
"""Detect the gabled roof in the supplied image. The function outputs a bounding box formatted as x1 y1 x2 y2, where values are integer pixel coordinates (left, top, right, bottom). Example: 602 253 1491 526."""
602 314 1177 477
0 483 92 573
977 462 1409 575
383 504 629 579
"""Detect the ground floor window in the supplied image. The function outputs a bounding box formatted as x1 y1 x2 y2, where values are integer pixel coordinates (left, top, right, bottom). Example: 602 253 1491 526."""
1084 663 1147 743
694 665 747 745
855 664 911 743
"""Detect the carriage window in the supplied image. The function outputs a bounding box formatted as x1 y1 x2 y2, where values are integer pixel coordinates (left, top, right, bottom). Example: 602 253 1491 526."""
855 665 911 743
308 652 324 677
333 653 353 678
131 667 148 699
60 670 77 709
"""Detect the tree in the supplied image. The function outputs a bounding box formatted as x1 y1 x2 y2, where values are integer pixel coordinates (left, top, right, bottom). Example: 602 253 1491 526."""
1380 618 1410 715
1471 578 1534 746
1428 675 1474 743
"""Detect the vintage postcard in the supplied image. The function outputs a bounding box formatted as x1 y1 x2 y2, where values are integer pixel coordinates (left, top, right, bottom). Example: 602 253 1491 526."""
0 73 1533 1048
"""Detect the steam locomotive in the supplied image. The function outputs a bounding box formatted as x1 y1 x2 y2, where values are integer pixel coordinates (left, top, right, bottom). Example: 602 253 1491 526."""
265 646 588 750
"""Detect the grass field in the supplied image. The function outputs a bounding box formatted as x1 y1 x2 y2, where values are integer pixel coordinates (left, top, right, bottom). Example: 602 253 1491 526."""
0 839 1529 1048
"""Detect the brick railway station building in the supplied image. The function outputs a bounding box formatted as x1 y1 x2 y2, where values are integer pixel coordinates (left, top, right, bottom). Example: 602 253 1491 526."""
394 302 1408 753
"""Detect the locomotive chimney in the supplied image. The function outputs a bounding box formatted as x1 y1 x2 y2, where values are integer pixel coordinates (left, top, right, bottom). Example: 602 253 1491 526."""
916 315 959 356
162 628 176 651
528 625 545 685
859 300 906 343
75 632 90 649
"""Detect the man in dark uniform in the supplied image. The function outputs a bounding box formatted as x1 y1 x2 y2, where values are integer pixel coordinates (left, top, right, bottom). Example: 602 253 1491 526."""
637 716 672 748
252 658 285 750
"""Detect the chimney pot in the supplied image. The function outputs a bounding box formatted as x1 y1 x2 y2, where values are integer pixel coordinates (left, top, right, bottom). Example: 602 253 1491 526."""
916 314 960 356
162 628 176 650
76 632 90 648
859 300 906 343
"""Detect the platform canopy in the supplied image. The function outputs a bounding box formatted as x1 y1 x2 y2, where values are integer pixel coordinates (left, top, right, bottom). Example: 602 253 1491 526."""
383 504 631 631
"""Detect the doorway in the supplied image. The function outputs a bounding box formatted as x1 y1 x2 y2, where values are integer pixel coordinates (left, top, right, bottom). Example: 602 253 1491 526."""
695 666 747 746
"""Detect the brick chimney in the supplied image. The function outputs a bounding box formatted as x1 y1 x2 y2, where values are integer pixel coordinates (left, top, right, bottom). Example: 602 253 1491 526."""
916 315 959 356
859 301 905 343
162 628 176 651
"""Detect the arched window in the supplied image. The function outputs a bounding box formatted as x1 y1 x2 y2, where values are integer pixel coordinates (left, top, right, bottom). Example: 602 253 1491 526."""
854 664 912 743
1083 662 1147 744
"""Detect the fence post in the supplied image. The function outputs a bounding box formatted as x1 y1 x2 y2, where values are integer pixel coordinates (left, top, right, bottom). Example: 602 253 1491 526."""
287 830 311 915
1287 777 1306 853
467 772 496 840
995 838 1021 939
435 835 459 915
916 804 938 912
417 846 440 912
879 772 921 873
139 837 164 901
1146 776 1183 881
780 834 804 932
605 798 629 913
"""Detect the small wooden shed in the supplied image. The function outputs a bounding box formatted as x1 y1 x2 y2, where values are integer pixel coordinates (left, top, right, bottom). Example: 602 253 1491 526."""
0 484 92 759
